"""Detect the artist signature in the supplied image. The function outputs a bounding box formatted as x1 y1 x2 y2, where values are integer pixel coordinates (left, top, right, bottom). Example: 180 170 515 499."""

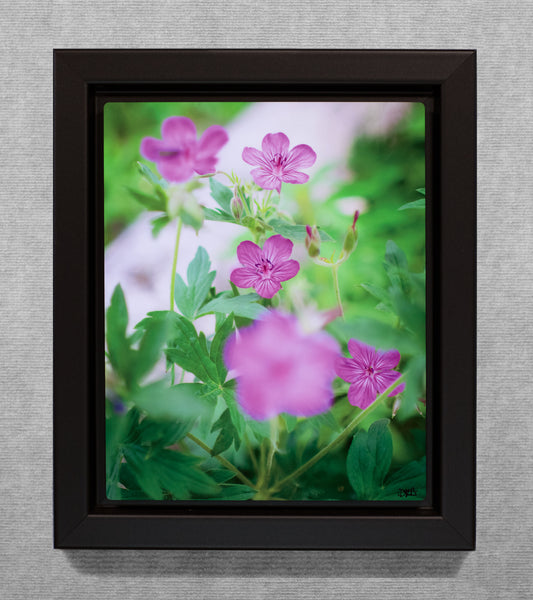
397 487 417 498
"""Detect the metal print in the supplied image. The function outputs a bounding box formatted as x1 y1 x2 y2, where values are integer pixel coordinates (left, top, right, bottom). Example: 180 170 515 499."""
104 100 427 503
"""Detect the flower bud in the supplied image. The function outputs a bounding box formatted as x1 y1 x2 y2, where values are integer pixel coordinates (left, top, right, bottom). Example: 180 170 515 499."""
342 210 359 255
392 397 401 418
231 193 244 221
305 225 321 258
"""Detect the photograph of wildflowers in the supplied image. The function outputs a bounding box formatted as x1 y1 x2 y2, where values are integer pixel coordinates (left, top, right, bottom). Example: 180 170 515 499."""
104 101 427 502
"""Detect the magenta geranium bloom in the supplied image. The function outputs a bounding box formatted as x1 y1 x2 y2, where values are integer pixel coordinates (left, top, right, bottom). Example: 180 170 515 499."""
335 339 405 410
242 132 317 193
140 116 228 183
224 311 340 420
230 234 300 299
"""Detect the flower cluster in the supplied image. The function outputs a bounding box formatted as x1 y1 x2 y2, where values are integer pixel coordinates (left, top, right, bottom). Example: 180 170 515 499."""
138 117 405 420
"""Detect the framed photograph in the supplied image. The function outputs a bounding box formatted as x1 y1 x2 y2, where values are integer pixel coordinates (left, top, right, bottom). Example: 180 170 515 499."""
54 49 476 549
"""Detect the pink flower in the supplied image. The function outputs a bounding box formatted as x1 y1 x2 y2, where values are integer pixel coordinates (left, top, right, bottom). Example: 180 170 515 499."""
140 116 228 183
224 311 340 420
242 132 317 194
335 339 405 410
230 235 300 299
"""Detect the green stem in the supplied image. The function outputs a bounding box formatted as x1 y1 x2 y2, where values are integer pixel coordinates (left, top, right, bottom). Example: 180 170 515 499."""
268 375 405 494
169 218 183 311
332 265 344 319
265 417 279 485
186 433 255 489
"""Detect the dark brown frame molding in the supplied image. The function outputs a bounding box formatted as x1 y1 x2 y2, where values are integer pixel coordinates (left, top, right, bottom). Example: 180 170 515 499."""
54 49 476 549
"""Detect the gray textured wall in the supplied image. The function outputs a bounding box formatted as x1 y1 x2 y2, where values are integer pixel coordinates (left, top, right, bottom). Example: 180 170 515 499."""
1 1 532 598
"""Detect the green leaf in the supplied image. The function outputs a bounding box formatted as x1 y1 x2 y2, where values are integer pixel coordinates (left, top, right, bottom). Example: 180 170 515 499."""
209 178 233 213
210 313 234 382
211 408 241 454
268 219 334 242
219 484 256 500
346 419 393 500
399 198 425 211
131 381 212 423
123 444 219 500
378 457 426 500
416 188 426 195
106 285 132 381
163 313 220 383
395 355 426 421
221 387 246 437
383 240 411 294
360 283 392 309
198 293 268 320
151 215 170 237
137 161 168 201
203 207 237 223
132 316 169 381
174 247 216 319
126 187 166 212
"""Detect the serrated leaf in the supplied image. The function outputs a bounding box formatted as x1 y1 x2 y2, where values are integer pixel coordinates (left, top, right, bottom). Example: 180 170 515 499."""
126 187 166 212
268 219 334 242
123 444 219 499
203 207 237 223
221 387 245 437
210 313 234 382
198 293 268 320
211 407 241 454
360 283 392 308
164 313 220 384
346 419 393 500
383 240 411 295
174 247 217 319
209 178 233 213
141 311 219 384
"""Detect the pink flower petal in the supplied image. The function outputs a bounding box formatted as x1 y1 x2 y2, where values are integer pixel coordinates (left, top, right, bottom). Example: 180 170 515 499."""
286 144 317 169
193 157 218 175
242 146 269 168
196 125 228 160
375 370 404 397
281 170 310 185
261 132 290 159
262 234 294 263
348 378 377 409
224 311 340 420
272 259 300 282
140 137 163 162
335 357 363 383
230 267 259 289
375 348 401 370
156 156 195 183
254 278 281 298
348 339 378 367
161 116 197 145
236 240 262 267
250 168 281 192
